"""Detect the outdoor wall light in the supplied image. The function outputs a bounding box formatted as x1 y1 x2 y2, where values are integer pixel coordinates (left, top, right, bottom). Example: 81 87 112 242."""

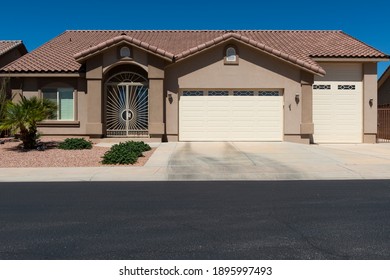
168 93 173 104
295 93 300 104
369 98 374 107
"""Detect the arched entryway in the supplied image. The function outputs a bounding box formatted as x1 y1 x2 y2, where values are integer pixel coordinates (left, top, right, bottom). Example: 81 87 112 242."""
104 71 149 137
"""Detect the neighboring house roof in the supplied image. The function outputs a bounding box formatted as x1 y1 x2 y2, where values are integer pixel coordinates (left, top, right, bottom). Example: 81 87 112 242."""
1 30 388 76
0 40 27 57
378 65 390 89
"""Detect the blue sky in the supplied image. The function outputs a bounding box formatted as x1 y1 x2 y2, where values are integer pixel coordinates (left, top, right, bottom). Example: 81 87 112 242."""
1 0 389 76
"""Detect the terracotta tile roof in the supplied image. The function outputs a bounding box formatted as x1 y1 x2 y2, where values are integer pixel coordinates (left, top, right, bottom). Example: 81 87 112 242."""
1 30 388 75
0 40 25 56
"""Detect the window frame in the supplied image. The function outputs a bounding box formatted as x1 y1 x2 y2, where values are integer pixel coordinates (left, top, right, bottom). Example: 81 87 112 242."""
41 87 76 121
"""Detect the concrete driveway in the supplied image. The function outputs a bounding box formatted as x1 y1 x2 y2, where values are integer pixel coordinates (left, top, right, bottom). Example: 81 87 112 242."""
2 142 390 181
160 142 390 180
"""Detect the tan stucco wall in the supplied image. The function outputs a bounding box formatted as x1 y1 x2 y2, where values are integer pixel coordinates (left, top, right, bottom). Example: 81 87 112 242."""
84 44 166 138
165 42 303 139
379 76 390 105
300 71 314 139
363 63 377 142
102 46 148 74
148 55 165 136
11 77 88 135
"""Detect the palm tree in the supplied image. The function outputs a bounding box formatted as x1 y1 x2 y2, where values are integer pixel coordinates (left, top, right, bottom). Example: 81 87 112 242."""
0 95 57 149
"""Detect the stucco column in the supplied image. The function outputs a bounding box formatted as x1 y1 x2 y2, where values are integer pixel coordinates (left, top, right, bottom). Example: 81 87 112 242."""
148 55 165 139
85 57 103 137
300 71 314 142
363 63 377 143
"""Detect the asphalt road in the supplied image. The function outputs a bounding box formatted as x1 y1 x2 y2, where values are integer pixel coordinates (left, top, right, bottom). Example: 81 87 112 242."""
0 180 389 260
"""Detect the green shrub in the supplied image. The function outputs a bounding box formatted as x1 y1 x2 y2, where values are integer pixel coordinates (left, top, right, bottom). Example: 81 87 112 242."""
101 141 151 165
58 138 93 150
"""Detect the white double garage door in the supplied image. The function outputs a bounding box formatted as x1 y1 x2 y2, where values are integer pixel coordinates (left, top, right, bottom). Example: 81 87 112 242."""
179 64 363 143
179 90 283 141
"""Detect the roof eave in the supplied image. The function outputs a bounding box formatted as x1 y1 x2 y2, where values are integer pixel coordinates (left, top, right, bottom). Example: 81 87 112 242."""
0 72 84 78
312 57 389 62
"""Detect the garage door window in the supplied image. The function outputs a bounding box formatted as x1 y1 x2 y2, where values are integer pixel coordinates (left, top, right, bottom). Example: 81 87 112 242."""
208 91 229 96
183 91 204 96
233 91 254 96
338 85 355 90
182 89 282 97
313 84 331 90
258 91 280 96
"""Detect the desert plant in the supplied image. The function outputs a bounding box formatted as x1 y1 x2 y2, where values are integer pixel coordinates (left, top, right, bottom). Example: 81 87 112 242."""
0 95 57 149
125 141 152 153
58 138 93 150
101 141 151 165
0 78 9 136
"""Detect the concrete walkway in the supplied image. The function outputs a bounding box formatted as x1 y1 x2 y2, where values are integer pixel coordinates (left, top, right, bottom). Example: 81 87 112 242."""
1 142 390 182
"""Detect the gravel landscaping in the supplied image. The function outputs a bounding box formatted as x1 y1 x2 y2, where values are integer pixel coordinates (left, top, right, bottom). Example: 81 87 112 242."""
0 137 155 168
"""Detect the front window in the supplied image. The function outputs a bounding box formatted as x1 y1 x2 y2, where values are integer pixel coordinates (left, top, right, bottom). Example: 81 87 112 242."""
42 88 74 120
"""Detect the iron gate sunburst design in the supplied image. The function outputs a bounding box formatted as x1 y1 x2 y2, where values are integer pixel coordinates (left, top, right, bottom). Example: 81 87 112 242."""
105 72 149 137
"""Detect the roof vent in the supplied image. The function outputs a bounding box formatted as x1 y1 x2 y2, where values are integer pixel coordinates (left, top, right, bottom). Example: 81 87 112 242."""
120 46 131 57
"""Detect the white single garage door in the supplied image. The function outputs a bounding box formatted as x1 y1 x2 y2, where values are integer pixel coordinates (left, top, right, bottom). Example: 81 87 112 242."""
313 64 363 143
179 90 283 141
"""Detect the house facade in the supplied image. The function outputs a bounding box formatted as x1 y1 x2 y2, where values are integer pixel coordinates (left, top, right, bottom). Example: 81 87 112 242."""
0 30 388 143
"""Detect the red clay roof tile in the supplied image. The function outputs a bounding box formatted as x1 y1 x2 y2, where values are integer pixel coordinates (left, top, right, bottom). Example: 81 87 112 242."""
0 40 25 56
1 30 388 75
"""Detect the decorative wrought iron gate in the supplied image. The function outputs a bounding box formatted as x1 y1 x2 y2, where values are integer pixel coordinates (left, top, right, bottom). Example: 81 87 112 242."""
105 72 148 137
378 108 390 143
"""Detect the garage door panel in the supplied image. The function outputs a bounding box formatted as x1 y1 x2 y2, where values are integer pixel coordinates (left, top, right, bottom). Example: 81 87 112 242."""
206 121 232 127
207 112 232 118
313 70 362 143
180 94 283 141
231 111 256 118
207 101 231 107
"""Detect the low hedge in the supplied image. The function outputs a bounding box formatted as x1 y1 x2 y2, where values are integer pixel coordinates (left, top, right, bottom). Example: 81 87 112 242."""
101 141 151 165
58 138 92 150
